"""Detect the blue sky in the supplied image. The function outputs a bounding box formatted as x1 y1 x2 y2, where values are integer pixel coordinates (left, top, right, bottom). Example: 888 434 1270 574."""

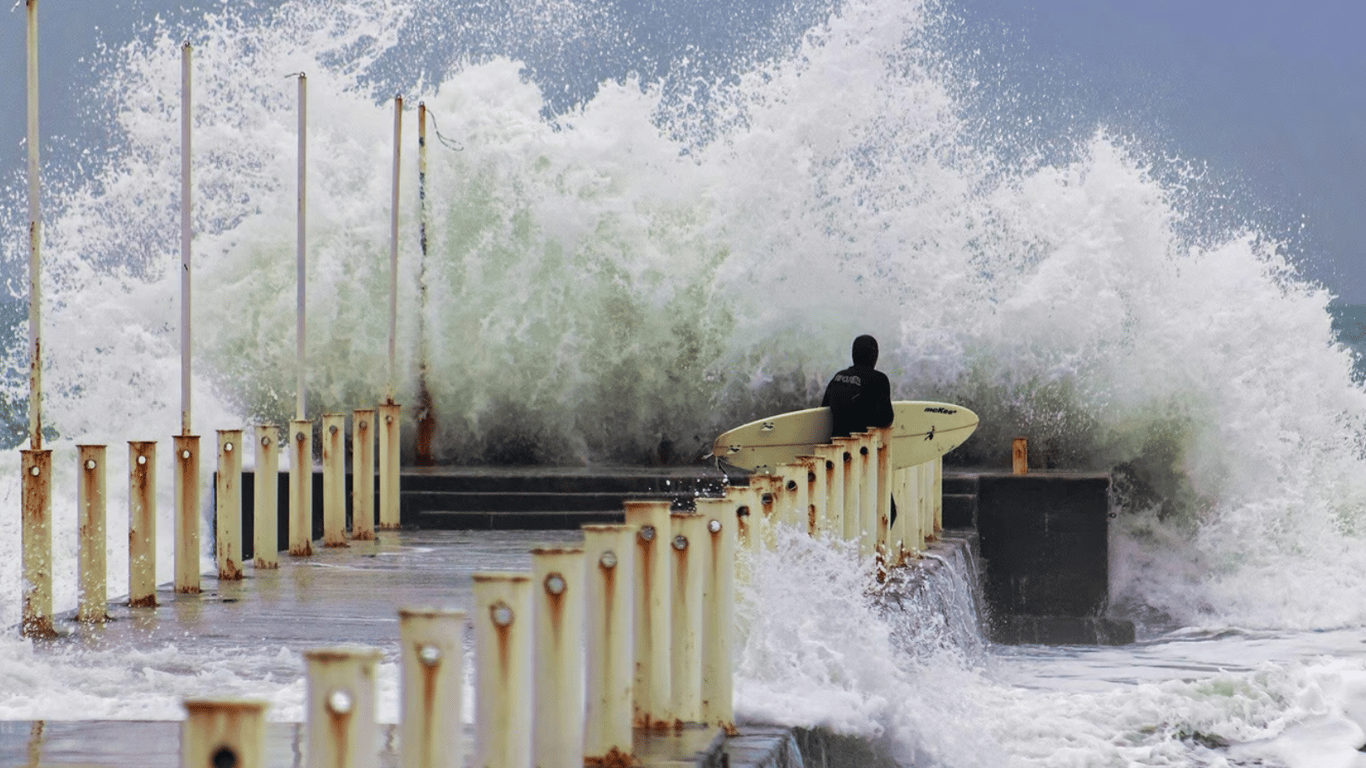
4 0 1366 300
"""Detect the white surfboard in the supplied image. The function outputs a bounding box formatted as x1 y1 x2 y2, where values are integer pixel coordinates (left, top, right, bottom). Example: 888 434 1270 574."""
712 400 978 472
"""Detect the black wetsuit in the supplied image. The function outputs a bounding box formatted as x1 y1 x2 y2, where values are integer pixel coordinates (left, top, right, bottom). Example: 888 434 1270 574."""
820 364 894 438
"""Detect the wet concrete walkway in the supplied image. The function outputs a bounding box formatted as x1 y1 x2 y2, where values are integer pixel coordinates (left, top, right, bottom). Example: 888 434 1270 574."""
6 529 780 768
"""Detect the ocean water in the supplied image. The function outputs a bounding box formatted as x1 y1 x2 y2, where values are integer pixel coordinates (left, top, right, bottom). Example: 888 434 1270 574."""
2 0 1366 765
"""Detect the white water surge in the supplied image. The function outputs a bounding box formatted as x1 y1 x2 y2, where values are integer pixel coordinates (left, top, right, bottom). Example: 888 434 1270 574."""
2 0 1366 764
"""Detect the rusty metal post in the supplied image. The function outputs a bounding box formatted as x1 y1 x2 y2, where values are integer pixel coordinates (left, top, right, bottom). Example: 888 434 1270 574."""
777 463 807 533
398 608 466 768
305 647 380 768
289 419 313 556
321 414 346 547
814 444 843 539
796 455 821 537
670 513 707 725
855 432 878 561
623 500 672 729
77 445 107 623
254 426 279 569
472 572 532 768
748 474 779 550
174 435 201 594
728 485 760 558
1012 436 1028 475
832 436 859 544
874 428 892 572
532 548 585 768
919 461 933 542
351 409 375 540
378 403 401 530
182 699 267 768
20 449 53 638
581 525 634 764
934 457 943 534
128 441 157 606
695 499 736 731
891 467 909 566
216 430 244 580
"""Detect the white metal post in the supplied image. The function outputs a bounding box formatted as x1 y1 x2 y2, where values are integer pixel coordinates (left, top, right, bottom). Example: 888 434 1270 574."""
26 0 42 451
21 449 53 638
472 573 532 768
669 513 706 724
399 608 466 768
388 95 401 403
77 445 107 623
305 647 380 768
174 435 201 594
695 498 736 730
623 500 672 729
321 414 346 547
581 524 634 763
216 430 243 580
295 73 308 421
531 548 586 768
351 409 375 540
254 426 279 568
182 700 267 768
180 42 193 436
128 441 157 606
378 403 401 529
289 419 313 556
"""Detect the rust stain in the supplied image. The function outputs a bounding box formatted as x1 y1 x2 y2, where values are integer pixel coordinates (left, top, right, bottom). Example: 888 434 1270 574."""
584 746 638 767
808 505 817 534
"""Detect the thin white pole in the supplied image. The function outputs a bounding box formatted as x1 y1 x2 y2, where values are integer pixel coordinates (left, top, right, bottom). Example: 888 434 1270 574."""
388 95 401 403
296 73 307 420
180 42 192 436
26 0 42 450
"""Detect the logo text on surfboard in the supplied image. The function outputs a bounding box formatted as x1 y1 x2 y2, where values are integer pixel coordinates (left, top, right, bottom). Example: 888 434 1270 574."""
923 406 957 414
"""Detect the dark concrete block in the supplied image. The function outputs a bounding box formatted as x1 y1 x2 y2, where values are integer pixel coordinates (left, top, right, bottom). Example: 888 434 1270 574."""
941 493 976 528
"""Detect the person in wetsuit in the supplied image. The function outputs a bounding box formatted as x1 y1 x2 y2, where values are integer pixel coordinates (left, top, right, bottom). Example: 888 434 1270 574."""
821 334 894 438
822 334 898 524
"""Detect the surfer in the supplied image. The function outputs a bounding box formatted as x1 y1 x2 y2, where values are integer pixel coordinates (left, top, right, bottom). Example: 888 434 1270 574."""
821 334 894 438
823 334 898 525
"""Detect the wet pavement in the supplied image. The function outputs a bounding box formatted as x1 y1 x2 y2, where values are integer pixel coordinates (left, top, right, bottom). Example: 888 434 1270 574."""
6 528 765 768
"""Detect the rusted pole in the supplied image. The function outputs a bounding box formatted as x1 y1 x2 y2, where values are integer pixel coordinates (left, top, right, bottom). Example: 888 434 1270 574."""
695 499 736 731
398 608 466 768
289 419 313 556
814 443 843 538
414 101 436 467
351 409 375 540
305 647 380 768
321 414 346 547
387 95 401 404
832 436 859 544
580 524 634 764
875 428 892 572
174 435 201 594
729 485 760 558
919 461 933 542
180 42 192 436
856 432 877 561
891 467 909 566
472 572 532 768
26 0 42 451
531 548 585 768
182 700 267 768
254 426 279 568
623 500 672 729
295 72 307 421
933 457 943 534
796 455 821 537
128 441 157 606
216 430 243 580
670 513 706 725
21 449 54 638
78 445 108 623
776 463 806 532
378 402 400 530
1012 436 1028 475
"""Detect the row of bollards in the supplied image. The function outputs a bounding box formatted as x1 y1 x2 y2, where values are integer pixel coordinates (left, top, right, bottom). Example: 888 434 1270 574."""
179 512 740 768
175 425 940 768
18 402 405 638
